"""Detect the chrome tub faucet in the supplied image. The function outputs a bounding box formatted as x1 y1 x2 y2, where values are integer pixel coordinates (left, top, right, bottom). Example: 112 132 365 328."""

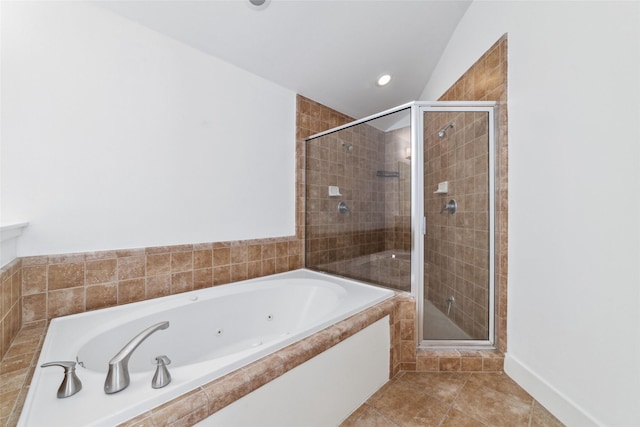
104 321 169 394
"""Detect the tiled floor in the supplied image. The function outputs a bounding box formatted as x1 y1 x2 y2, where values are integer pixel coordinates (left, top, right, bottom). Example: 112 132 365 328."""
341 371 564 427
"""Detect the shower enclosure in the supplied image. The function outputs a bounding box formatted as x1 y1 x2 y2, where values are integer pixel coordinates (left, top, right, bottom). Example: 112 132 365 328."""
305 102 496 347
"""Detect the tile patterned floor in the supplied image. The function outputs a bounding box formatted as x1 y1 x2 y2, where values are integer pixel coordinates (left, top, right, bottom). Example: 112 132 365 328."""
341 371 565 427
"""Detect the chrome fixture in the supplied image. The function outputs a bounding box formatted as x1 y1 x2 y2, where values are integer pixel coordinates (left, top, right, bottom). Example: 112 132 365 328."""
438 122 454 138
338 201 350 214
151 355 172 389
104 321 169 394
446 296 455 316
341 141 353 153
440 199 457 215
41 361 82 398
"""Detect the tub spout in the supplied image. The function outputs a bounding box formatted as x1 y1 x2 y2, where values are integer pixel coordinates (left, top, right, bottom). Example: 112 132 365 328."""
104 321 169 394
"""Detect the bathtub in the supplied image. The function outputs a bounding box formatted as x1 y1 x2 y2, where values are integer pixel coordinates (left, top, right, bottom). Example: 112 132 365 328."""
18 269 393 427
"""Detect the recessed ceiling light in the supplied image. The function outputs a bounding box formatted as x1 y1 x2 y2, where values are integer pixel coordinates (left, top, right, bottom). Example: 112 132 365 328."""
377 74 392 86
248 0 270 10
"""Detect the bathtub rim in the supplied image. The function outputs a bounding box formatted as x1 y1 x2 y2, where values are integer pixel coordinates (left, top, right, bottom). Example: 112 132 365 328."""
18 268 396 427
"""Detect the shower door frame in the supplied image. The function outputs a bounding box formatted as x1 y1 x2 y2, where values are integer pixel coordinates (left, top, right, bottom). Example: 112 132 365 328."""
304 101 497 348
411 102 496 348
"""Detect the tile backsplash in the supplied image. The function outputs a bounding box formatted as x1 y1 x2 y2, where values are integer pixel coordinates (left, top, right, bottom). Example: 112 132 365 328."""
0 259 22 360
19 238 302 325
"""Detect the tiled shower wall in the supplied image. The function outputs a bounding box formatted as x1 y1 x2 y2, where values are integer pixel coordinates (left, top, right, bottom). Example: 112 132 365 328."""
305 123 387 267
383 127 412 252
435 35 508 352
424 111 490 339
302 101 414 293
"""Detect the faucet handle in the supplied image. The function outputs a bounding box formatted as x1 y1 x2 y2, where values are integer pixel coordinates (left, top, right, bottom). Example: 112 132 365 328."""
41 361 82 398
152 355 171 389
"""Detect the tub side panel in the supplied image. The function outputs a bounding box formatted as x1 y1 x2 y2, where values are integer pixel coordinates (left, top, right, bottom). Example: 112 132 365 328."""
197 317 390 427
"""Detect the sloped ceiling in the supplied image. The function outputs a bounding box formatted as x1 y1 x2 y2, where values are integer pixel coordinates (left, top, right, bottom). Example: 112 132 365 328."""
95 0 471 119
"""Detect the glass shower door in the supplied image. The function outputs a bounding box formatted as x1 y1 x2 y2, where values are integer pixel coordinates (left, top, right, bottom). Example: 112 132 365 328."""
305 107 412 292
418 106 495 345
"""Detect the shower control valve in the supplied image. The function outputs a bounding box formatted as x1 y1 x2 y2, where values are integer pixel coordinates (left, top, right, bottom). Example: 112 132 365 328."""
440 200 457 215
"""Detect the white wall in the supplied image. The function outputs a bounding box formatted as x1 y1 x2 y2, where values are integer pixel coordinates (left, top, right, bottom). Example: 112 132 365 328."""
421 1 640 426
0 1 296 258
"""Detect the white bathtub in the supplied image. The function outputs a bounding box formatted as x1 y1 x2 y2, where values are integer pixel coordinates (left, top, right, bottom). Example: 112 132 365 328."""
18 269 393 427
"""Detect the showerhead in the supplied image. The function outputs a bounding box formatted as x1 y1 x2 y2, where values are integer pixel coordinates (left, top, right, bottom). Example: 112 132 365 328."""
342 142 353 153
438 122 454 138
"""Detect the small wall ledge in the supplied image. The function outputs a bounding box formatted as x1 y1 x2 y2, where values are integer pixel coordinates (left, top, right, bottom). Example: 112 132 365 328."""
1 222 29 267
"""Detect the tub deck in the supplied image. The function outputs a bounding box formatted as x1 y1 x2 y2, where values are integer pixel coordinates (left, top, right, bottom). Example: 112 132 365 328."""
1 294 408 427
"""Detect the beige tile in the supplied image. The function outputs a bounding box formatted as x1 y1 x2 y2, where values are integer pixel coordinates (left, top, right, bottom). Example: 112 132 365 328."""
247 261 261 279
194 268 213 289
370 378 449 427
146 275 170 299
0 367 28 395
117 256 145 280
85 259 117 285
466 372 532 404
171 252 193 273
118 279 145 304
48 287 85 318
441 408 488 426
22 265 47 295
461 356 483 372
400 372 470 405
0 351 33 376
22 293 47 323
146 253 171 276
194 249 212 269
213 266 230 286
213 248 230 266
440 357 461 371
0 389 20 421
171 272 193 294
531 400 565 427
86 283 118 311
261 258 275 276
150 388 208 426
231 263 247 282
453 379 531 427
261 243 276 259
230 245 248 265
247 245 262 262
48 262 84 290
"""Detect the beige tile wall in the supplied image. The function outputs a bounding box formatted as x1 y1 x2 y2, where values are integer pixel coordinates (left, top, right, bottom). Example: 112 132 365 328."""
437 35 508 352
0 259 22 361
384 127 412 252
304 121 387 267
18 238 302 325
